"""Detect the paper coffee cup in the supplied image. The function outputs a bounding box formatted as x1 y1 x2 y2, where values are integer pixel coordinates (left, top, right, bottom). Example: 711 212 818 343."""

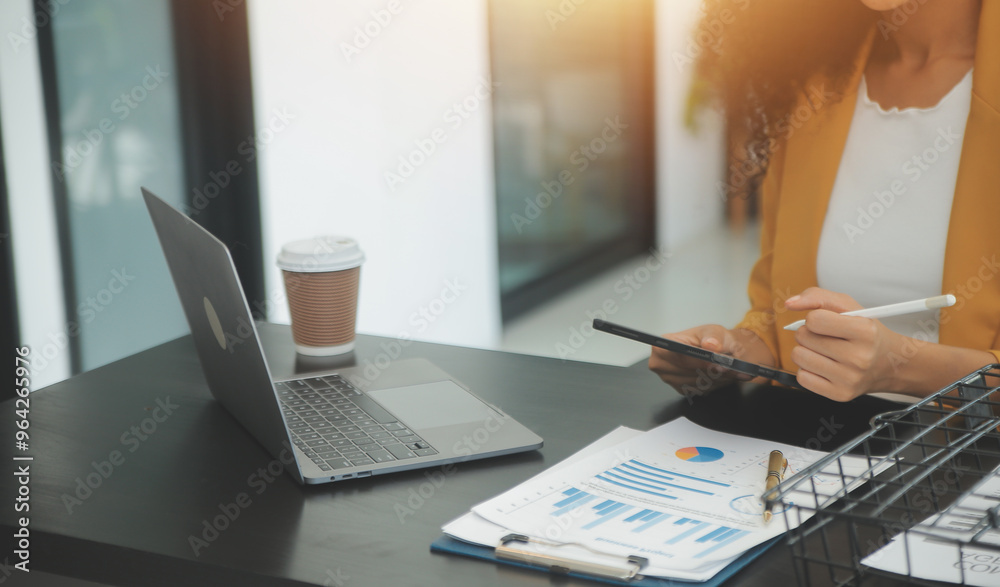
276 236 364 356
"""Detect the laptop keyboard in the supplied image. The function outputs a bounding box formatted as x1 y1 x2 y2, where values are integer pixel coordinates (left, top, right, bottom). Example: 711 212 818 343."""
275 374 438 472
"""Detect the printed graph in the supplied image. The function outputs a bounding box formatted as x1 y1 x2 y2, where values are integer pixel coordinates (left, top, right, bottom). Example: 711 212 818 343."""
549 487 751 559
468 418 864 578
592 459 730 500
675 446 725 463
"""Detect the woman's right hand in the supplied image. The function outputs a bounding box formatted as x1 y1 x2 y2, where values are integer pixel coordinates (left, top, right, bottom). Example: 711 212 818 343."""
648 325 775 397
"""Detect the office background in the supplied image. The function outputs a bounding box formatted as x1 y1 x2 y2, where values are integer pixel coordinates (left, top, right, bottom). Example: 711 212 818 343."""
0 0 753 397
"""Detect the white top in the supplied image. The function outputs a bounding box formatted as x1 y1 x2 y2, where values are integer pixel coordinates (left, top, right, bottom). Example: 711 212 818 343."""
816 70 973 346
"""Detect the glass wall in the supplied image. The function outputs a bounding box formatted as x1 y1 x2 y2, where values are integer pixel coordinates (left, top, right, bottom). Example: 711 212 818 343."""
490 0 655 319
49 0 187 371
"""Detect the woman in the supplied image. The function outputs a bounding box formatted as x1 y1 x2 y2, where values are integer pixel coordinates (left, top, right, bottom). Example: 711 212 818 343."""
651 0 1000 401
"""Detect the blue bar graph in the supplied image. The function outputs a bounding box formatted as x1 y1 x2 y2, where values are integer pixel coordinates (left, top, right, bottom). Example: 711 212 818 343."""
552 492 597 517
617 464 716 495
628 460 731 488
582 503 634 530
594 474 680 500
625 509 654 523
632 512 670 533
603 461 714 495
599 503 628 515
593 459 726 500
550 490 630 520
554 490 588 509
552 489 678 534
713 528 741 542
695 529 749 559
695 526 731 543
542 486 753 561
666 521 711 544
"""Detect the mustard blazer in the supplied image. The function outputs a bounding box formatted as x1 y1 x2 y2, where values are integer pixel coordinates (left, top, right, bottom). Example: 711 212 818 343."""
736 3 1000 370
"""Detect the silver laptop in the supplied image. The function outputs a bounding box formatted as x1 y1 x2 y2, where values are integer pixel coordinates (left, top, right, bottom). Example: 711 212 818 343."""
142 188 542 484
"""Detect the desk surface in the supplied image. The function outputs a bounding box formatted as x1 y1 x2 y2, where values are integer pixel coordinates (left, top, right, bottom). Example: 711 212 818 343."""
1 324 904 587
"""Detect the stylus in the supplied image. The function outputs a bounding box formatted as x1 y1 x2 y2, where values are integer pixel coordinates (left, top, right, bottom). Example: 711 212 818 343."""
783 294 956 331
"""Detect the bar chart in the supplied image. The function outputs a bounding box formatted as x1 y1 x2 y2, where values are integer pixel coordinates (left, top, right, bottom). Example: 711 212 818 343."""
467 418 883 580
592 458 731 500
548 486 751 560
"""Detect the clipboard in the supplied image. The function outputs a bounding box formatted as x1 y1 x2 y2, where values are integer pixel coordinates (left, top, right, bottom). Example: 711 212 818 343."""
430 533 782 586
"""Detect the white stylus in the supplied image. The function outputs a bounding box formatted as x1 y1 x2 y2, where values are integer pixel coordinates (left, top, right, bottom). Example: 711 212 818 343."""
783 294 957 331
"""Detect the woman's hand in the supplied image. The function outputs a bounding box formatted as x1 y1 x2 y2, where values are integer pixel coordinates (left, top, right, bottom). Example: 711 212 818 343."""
785 287 906 401
648 325 774 397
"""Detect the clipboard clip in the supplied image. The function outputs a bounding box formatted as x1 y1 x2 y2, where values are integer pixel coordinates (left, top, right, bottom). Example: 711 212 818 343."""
496 533 649 581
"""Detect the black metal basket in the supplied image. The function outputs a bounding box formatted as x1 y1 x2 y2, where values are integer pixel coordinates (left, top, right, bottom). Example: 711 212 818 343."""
765 365 1000 586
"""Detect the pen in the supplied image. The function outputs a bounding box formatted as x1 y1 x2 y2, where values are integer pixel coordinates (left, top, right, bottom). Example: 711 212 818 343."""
762 450 786 524
783 294 956 332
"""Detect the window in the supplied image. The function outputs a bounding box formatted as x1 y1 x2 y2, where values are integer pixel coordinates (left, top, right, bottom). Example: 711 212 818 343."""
490 0 656 320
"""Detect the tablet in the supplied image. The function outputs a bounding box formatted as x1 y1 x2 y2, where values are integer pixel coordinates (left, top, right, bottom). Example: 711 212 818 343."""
593 319 804 390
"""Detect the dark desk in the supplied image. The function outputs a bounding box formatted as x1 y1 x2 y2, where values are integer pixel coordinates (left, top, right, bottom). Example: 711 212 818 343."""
1 324 902 586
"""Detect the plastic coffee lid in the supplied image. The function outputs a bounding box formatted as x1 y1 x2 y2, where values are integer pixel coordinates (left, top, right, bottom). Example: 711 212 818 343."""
276 236 365 272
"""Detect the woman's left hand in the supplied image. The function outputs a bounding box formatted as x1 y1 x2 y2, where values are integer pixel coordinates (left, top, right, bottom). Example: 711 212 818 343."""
784 287 906 401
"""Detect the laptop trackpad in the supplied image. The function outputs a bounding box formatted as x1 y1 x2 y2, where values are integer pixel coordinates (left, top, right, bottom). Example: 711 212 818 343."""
367 381 494 430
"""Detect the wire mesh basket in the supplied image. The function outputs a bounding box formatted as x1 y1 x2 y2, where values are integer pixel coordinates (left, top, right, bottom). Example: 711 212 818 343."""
765 364 1000 587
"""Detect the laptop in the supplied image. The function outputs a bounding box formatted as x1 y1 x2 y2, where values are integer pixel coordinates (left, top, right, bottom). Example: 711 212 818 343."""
141 188 543 484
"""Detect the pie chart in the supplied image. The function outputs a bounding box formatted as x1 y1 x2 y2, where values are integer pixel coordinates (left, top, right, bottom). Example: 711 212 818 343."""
675 446 724 463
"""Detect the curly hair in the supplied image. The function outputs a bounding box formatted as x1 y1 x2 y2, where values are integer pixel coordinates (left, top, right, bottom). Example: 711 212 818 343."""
692 0 879 194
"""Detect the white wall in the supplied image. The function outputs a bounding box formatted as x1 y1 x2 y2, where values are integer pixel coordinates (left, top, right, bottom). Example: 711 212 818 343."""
0 0 729 390
247 0 501 349
656 0 726 251
1 0 70 389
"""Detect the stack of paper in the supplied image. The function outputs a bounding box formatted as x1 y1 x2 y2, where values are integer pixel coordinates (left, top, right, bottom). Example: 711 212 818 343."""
443 418 880 582
863 466 1000 586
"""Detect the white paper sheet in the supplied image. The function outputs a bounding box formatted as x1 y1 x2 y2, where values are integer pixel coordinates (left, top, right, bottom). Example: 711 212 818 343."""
444 426 644 549
445 418 882 582
863 468 1000 586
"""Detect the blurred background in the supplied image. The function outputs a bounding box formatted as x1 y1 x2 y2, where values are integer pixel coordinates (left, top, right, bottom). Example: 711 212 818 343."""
0 0 759 396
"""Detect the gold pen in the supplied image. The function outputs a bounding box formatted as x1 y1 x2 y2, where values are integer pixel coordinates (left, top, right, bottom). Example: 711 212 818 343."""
762 450 786 524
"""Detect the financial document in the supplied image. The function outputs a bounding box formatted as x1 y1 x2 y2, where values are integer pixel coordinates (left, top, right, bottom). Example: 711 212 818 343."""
446 418 880 582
